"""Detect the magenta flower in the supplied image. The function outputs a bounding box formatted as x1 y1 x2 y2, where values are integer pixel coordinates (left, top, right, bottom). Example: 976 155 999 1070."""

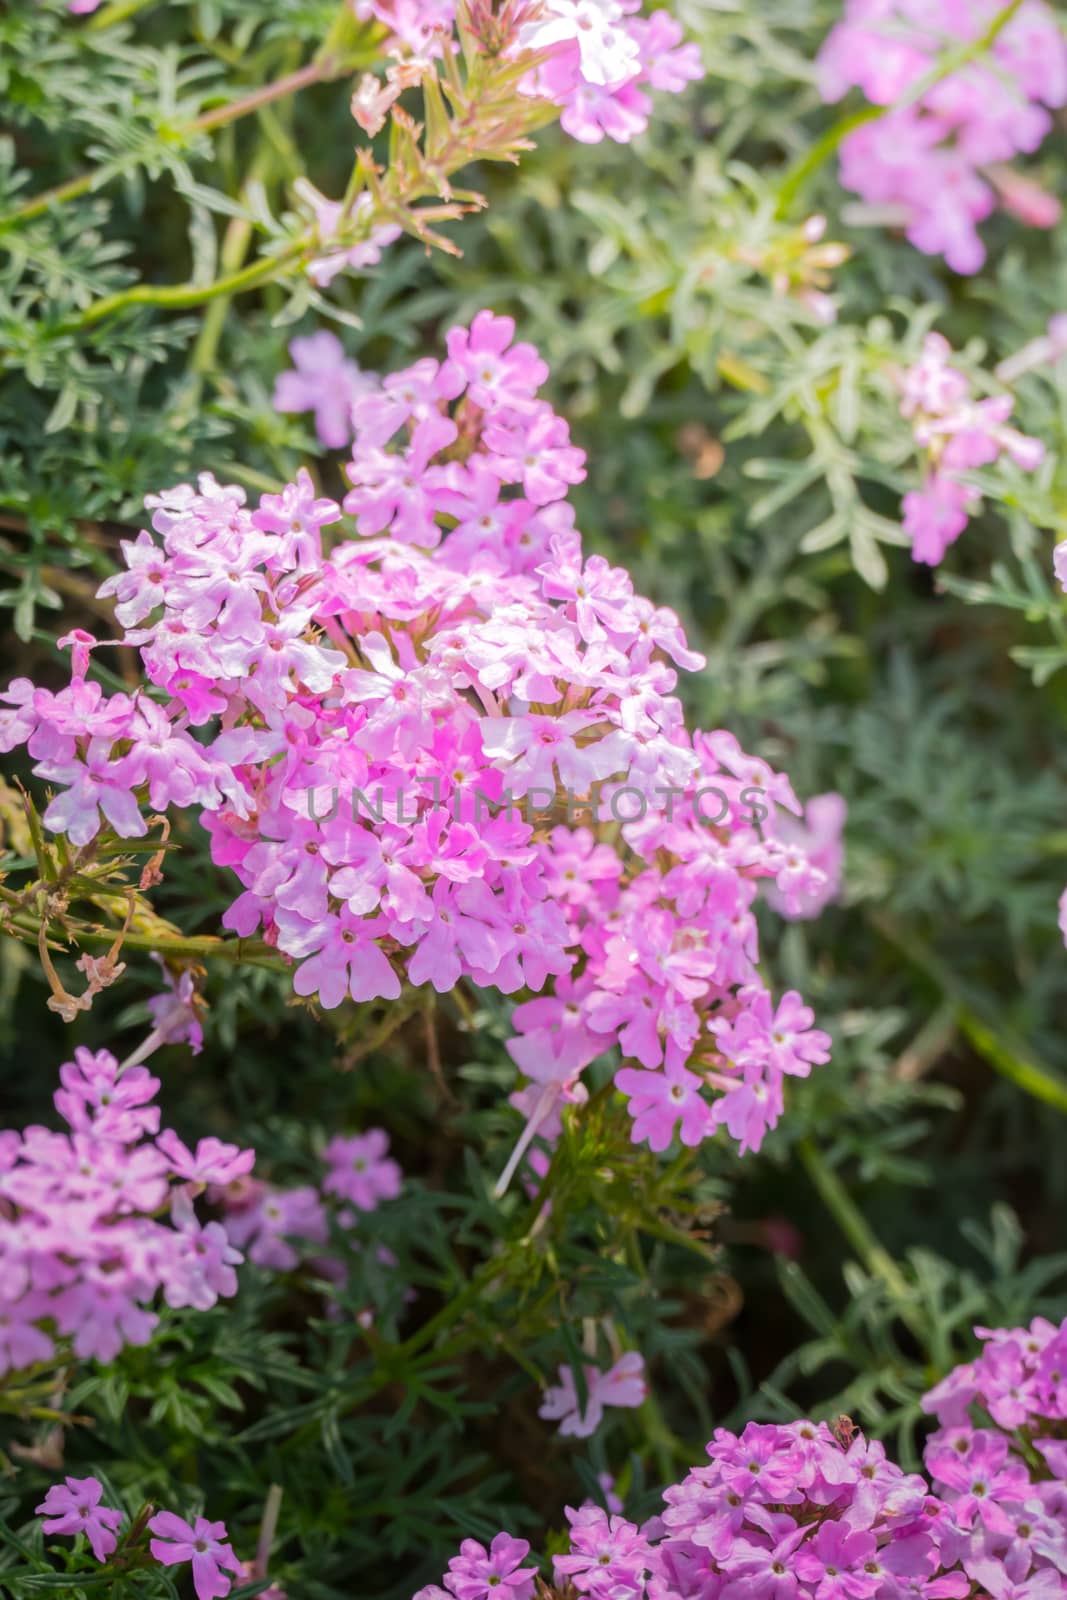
322 1129 402 1211
285 908 402 1008
2 1045 251 1378
615 1062 711 1151
794 1521 877 1600
157 1130 256 1187
444 1532 537 1600
721 1523 806 1600
431 1367 1067 1600
896 333 1045 566
148 1510 243 1600
7 311 834 1172
817 1 1067 272
554 1505 651 1589
273 331 374 450
38 741 148 847
222 1183 327 1271
539 1352 647 1438
36 1477 124 1563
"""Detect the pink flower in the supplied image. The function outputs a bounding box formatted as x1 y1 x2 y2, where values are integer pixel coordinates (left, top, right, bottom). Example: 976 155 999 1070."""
794 1520 877 1600
2 1047 250 1377
36 1477 124 1563
614 1062 711 1150
157 1131 256 1187
765 792 846 921
432 1389 1067 1599
488 405 587 505
322 1129 403 1210
54 1047 160 1142
8 312 831 1172
37 741 147 847
444 1532 537 1600
444 310 548 411
283 908 402 1008
897 334 1045 565
554 1505 652 1590
0 1298 57 1372
298 185 403 287
273 331 374 450
163 1197 244 1310
148 1510 243 1600
817 1 1067 272
539 1352 647 1437
222 1183 327 1270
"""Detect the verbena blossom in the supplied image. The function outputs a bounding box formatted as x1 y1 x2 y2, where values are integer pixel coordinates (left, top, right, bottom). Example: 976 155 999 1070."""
817 0 1067 273
148 1510 244 1600
146 956 205 1054
216 1128 403 1324
36 1477 123 1563
273 331 375 451
220 1180 328 1272
1 312 832 1174
434 1532 537 1600
0 1046 251 1376
764 792 846 922
323 1128 403 1210
897 332 1044 565
417 1321 1067 1597
35 1488 248 1600
539 1351 647 1437
922 1315 1067 1571
356 0 703 146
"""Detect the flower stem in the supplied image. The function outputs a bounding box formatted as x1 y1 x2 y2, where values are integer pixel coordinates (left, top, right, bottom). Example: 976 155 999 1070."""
868 909 1067 1114
795 1137 927 1345
3 912 282 969
194 60 327 135
0 61 330 231
85 0 158 28
66 244 304 332
190 148 275 375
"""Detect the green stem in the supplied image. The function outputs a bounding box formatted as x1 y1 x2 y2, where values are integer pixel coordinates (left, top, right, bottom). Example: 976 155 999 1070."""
85 0 158 27
27 36 558 333
0 63 328 231
796 1136 916 1309
191 148 274 374
66 244 303 331
869 909 1067 1115
195 59 327 134
777 0 1027 215
2 913 282 969
1 168 108 229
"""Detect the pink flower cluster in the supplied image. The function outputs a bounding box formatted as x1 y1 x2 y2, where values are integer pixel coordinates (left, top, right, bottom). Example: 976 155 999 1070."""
1 312 831 1168
36 1478 251 1600
540 1350 647 1437
764 793 845 923
218 1127 402 1273
356 0 703 145
897 332 1044 566
417 1318 1067 1598
922 1315 1067 1594
818 0 1067 273
0 1047 252 1375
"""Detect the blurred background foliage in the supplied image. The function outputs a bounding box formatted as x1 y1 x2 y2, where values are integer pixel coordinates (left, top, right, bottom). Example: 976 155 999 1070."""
2 0 1067 1596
